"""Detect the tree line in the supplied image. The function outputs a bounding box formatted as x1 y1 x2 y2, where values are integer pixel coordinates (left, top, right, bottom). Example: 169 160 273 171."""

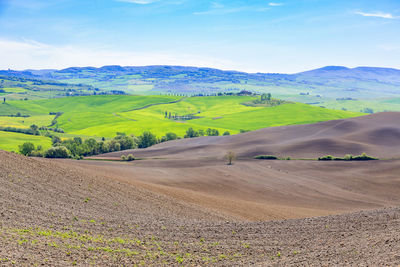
19 127 230 158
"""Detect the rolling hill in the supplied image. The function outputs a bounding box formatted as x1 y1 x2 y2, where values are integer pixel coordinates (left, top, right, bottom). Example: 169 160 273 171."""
2 65 400 112
99 112 400 160
0 95 362 151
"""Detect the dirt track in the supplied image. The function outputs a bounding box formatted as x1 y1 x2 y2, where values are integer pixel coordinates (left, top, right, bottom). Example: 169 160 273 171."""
1 112 400 265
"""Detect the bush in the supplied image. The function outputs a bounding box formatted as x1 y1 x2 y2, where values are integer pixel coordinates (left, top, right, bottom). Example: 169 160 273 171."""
223 131 230 136
318 155 333 161
165 132 178 141
45 146 71 158
254 155 278 160
19 142 35 156
121 154 135 161
318 153 378 161
352 153 378 161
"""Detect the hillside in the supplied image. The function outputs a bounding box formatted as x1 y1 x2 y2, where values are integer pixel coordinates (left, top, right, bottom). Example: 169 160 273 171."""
1 131 400 265
100 112 400 160
0 95 362 152
2 65 400 112
0 75 97 101
88 112 400 221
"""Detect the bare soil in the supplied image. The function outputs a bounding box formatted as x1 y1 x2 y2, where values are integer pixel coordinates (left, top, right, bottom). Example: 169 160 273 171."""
1 112 400 266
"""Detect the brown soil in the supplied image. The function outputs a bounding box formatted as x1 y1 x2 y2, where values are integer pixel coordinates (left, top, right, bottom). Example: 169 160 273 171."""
1 112 400 265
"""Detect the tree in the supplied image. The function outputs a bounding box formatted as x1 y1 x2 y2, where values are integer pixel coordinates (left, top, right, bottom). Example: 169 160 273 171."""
51 136 61 145
223 131 230 136
261 93 271 101
206 128 219 136
184 127 199 138
30 124 39 135
73 137 83 145
84 138 99 155
224 151 236 165
19 142 35 156
138 131 157 148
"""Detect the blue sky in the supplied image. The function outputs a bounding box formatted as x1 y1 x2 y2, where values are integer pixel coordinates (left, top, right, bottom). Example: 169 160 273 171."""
0 0 399 73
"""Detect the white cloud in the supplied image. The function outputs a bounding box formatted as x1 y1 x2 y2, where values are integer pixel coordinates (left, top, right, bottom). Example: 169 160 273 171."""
117 0 159 4
0 39 236 71
268 2 283 6
356 11 397 19
379 44 400 51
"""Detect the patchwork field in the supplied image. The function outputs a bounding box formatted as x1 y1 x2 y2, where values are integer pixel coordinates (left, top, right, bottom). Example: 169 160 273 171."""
0 95 363 151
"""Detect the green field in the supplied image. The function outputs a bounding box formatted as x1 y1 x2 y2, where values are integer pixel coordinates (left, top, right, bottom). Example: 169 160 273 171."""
0 95 363 152
0 131 52 152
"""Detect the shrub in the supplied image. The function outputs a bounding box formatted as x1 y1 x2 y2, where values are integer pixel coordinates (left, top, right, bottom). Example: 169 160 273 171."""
318 155 333 161
350 153 378 161
19 142 35 156
30 150 44 157
318 153 378 161
121 154 135 161
164 132 178 141
45 146 71 158
223 131 230 136
254 155 278 160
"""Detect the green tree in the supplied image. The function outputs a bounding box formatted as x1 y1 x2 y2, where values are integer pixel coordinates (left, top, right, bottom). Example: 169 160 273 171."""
138 131 157 148
206 128 219 136
19 142 35 156
30 124 39 135
51 136 61 145
223 131 230 136
73 137 83 145
184 128 199 138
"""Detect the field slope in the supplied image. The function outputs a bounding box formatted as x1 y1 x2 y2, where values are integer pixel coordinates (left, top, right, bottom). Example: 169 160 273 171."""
1 129 400 265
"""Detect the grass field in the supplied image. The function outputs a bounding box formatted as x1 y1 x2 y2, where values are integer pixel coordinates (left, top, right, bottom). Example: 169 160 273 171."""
0 95 363 151
0 131 52 152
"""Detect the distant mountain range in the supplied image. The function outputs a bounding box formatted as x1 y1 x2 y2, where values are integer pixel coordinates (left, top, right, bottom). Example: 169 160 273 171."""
2 65 400 83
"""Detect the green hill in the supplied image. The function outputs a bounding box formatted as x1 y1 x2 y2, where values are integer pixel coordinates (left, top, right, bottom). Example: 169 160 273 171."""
0 95 363 152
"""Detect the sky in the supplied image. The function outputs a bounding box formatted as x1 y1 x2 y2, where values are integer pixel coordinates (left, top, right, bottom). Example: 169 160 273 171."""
0 0 399 73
